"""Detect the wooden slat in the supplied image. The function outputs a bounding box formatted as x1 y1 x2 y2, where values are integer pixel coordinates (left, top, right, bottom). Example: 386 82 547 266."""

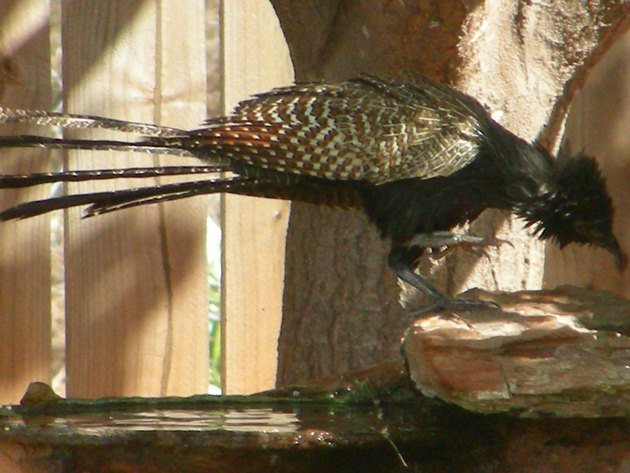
0 0 52 404
152 0 210 396
221 0 293 394
62 0 208 397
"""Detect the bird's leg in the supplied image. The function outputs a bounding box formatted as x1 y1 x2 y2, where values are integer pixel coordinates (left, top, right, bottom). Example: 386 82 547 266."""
388 245 500 314
408 231 510 260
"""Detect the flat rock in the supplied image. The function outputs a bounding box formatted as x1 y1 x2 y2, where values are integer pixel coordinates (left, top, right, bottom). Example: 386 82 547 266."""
403 285 630 416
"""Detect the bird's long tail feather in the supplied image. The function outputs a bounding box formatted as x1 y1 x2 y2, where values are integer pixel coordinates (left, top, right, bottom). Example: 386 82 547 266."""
0 107 185 137
0 176 265 220
0 135 194 156
0 108 237 220
0 165 227 188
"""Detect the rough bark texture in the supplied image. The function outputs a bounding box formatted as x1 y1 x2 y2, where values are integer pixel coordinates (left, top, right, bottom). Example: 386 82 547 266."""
272 0 629 386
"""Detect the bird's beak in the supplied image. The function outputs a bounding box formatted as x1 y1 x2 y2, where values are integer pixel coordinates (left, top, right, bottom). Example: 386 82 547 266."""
602 236 627 270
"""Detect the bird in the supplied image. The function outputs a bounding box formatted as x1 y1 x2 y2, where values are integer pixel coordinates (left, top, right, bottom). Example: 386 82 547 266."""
0 74 625 311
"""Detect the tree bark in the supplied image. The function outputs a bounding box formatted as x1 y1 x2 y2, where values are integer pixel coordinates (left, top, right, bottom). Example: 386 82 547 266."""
271 0 629 385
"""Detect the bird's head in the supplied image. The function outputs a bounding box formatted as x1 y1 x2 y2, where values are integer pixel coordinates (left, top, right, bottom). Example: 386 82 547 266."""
518 153 626 269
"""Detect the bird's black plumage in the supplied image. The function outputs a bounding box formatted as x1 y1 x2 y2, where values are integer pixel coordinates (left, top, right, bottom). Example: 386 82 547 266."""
0 75 625 310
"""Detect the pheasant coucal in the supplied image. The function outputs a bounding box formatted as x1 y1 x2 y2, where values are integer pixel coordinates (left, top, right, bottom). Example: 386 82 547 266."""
0 74 625 311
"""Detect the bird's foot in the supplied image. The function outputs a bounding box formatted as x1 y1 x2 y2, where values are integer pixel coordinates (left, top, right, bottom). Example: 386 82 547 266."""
407 231 511 260
411 296 501 316
389 246 502 316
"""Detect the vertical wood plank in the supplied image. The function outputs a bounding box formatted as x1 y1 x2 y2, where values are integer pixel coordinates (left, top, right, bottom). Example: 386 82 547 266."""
154 0 209 395
0 0 52 404
221 0 293 394
62 0 208 397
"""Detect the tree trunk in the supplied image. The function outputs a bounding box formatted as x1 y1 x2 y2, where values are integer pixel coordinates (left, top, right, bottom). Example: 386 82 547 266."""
271 0 629 385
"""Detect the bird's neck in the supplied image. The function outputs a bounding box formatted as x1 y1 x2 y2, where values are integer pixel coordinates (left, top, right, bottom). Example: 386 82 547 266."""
484 125 555 207
514 190 557 238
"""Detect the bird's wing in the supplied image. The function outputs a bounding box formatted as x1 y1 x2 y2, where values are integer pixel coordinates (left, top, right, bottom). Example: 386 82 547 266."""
175 76 488 185
180 82 376 181
353 75 486 184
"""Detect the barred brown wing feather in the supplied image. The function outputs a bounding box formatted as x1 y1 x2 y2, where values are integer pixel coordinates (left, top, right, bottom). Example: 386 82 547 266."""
182 78 485 184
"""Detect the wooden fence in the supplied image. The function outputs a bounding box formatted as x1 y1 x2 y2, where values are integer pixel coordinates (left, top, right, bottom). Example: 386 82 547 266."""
0 1 627 406
0 0 292 404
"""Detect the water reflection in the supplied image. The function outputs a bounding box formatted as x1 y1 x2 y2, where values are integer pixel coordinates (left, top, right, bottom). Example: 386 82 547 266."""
4 408 301 433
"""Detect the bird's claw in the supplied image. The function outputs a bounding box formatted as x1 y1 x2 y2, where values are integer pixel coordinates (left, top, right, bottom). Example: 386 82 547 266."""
408 231 512 261
411 297 501 316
